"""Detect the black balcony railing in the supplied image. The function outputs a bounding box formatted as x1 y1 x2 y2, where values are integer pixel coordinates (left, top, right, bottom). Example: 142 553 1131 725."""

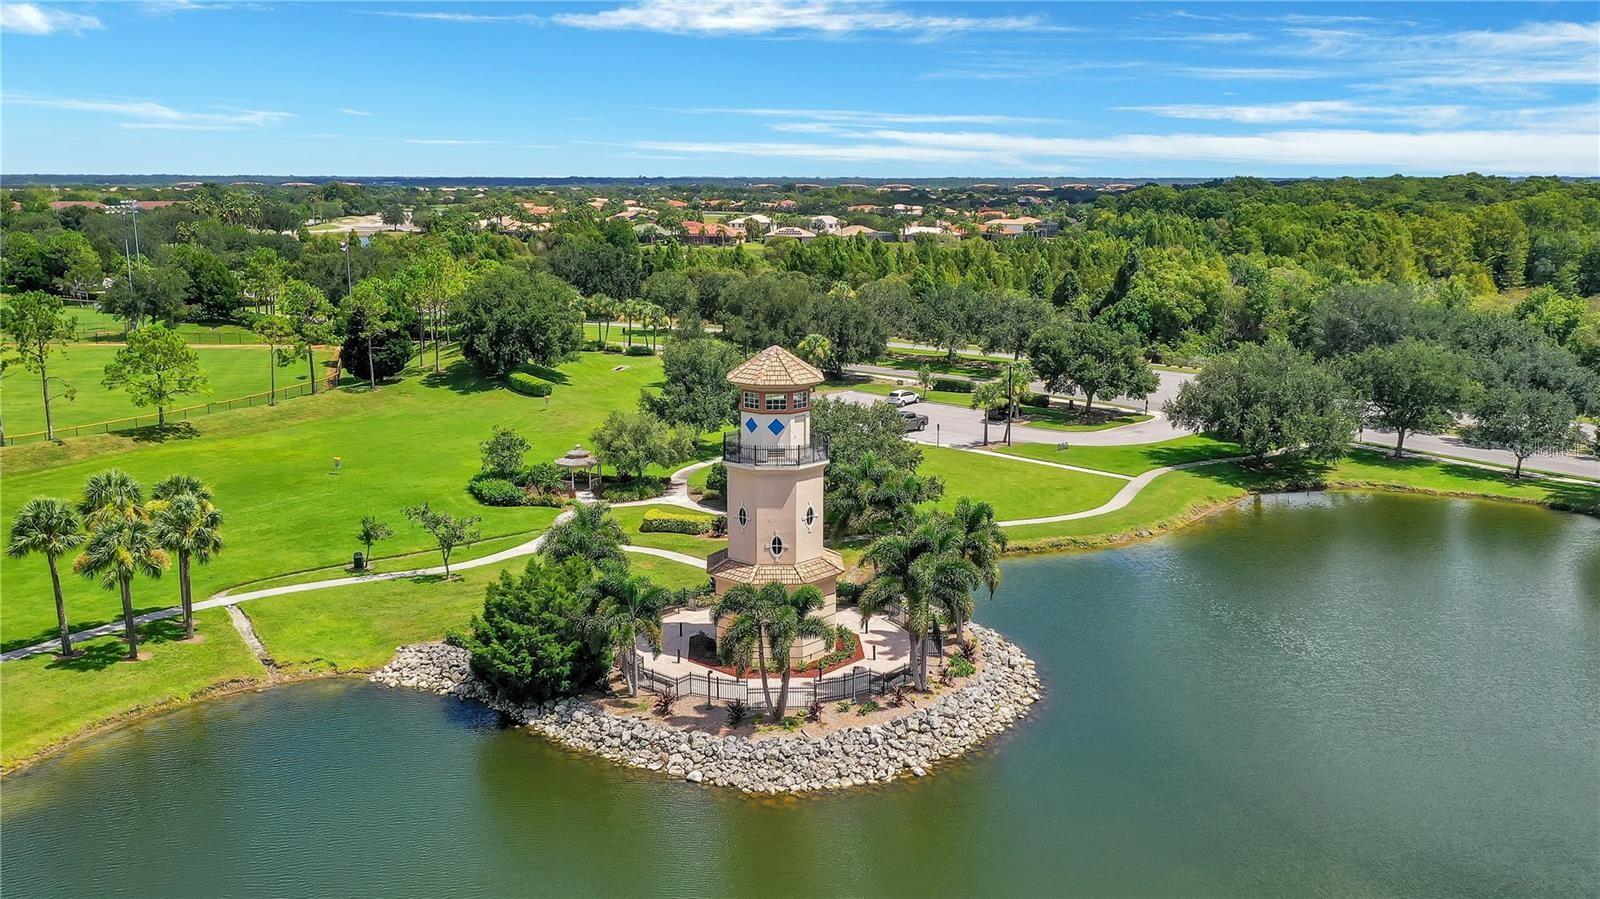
722 434 828 466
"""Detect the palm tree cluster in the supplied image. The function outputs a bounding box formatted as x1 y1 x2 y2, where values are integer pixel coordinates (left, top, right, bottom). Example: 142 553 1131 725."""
9 469 222 660
827 451 945 538
712 581 832 722
859 498 1005 691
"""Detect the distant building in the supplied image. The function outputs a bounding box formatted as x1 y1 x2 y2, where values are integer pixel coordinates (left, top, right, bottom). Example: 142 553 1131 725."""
900 224 946 239
983 216 1058 239
809 214 841 234
681 220 743 245
765 226 816 242
847 203 881 213
837 224 892 240
726 214 773 234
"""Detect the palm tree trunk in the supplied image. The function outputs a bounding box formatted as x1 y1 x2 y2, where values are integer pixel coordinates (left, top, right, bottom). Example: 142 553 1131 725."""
774 668 792 721
755 637 775 719
180 553 194 639
120 576 138 661
48 556 72 656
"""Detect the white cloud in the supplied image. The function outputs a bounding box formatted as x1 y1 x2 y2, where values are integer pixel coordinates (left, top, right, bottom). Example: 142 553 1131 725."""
633 125 1597 175
0 3 101 35
2 93 291 128
339 108 374 117
1286 18 1600 90
405 138 501 145
1124 100 1470 127
373 10 542 25
554 0 1048 38
683 107 1054 125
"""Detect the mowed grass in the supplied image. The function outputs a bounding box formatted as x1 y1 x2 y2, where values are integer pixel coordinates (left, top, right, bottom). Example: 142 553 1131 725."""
919 445 1126 521
1330 448 1600 513
247 549 706 673
996 435 1245 476
0 349 662 650
611 503 724 559
0 608 266 768
2 343 335 434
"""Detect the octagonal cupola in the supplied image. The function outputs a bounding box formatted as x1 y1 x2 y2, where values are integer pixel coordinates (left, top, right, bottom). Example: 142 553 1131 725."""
726 345 824 454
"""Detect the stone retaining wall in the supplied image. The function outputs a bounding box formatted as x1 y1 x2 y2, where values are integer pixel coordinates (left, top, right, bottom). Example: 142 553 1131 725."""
371 624 1041 794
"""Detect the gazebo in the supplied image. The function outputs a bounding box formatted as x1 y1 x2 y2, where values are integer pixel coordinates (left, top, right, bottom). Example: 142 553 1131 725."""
555 444 599 493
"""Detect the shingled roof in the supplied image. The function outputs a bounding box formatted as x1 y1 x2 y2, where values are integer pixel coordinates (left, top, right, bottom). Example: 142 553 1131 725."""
726 345 824 389
707 549 845 586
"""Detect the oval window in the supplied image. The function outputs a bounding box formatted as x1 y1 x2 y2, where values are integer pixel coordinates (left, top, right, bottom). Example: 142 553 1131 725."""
737 507 748 528
769 534 785 558
804 505 816 528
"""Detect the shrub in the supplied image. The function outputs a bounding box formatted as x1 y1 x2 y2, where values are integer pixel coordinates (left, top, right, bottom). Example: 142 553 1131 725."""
602 343 624 354
725 698 750 726
625 344 655 356
518 462 565 493
597 477 668 502
932 377 973 393
1024 391 1051 408
703 462 727 497
460 556 610 704
653 687 676 716
506 370 553 397
640 507 715 535
948 650 976 679
467 475 525 507
806 698 824 723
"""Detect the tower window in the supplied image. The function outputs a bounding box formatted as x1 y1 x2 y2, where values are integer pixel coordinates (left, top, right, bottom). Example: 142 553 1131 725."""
737 507 748 528
741 391 760 410
804 505 816 529
792 390 809 409
769 534 785 558
764 393 788 411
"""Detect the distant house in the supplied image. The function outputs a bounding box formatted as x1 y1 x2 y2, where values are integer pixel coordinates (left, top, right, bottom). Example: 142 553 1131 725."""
681 220 743 245
847 204 881 213
809 214 841 234
520 203 554 216
878 183 916 192
280 181 318 187
587 197 609 209
983 216 1058 239
726 214 772 234
1014 182 1051 191
665 199 688 208
890 203 924 216
1099 183 1139 192
634 223 673 243
900 224 946 239
977 208 1007 219
50 200 105 210
765 226 816 242
837 224 892 240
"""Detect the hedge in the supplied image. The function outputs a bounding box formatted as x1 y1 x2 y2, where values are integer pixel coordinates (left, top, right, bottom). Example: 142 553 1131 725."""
1023 391 1051 408
640 508 716 535
624 344 656 356
468 476 525 506
506 370 553 397
932 377 973 393
703 462 727 496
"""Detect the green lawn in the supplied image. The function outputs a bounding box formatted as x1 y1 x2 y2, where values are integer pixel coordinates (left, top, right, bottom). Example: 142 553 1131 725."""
0 349 660 650
996 435 1245 476
0 608 266 769
1002 464 1266 547
833 381 1148 431
919 445 1127 520
2 343 336 435
1330 448 1600 513
611 503 724 559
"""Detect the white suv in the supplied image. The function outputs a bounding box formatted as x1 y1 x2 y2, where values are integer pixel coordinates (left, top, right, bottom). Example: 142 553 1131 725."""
885 389 921 406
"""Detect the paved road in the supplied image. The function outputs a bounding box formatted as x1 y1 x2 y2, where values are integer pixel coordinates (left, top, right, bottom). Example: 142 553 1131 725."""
843 362 1192 414
829 389 1188 447
1357 429 1599 480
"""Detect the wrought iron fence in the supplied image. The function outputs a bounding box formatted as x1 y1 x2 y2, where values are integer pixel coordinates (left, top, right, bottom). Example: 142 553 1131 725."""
2 379 338 446
721 434 829 466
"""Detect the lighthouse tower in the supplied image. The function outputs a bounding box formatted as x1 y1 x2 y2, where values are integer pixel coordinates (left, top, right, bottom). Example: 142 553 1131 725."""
708 345 844 663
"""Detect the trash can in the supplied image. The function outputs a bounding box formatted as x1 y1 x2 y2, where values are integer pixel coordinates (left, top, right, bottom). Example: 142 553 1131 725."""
353 551 365 571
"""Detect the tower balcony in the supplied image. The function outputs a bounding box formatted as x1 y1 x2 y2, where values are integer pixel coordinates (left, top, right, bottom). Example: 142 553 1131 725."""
722 433 828 467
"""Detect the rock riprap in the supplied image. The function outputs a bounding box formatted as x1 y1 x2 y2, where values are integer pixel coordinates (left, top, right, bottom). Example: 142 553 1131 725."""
371 624 1041 794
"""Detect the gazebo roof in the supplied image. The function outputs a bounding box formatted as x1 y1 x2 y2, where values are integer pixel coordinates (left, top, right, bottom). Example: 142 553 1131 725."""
726 345 824 389
554 444 598 468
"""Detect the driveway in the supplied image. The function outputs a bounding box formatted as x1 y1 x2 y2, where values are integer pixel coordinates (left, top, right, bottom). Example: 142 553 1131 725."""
828 390 1188 447
842 363 1194 414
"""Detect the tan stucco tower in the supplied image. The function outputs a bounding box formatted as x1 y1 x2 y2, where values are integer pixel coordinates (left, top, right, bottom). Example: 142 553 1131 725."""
708 346 845 663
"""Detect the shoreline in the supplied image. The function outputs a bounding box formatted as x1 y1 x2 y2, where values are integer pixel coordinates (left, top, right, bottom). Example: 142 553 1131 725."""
4 483 1591 777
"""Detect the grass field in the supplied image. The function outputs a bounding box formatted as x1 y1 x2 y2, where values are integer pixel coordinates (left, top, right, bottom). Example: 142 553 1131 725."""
2 343 336 434
995 435 1244 475
611 503 724 559
0 608 266 768
919 445 1127 520
0 349 669 650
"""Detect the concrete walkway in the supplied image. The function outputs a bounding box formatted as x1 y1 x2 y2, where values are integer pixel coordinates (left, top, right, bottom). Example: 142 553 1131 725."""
994 454 1251 527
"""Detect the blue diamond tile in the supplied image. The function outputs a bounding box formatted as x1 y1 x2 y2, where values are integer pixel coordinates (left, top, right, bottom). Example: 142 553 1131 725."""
745 417 758 433
767 418 785 436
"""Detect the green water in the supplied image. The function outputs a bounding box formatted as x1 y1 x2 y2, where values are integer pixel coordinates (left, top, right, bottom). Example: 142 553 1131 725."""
3 493 1597 897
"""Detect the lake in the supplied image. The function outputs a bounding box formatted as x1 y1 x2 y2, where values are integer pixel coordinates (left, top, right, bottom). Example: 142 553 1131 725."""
4 492 1596 897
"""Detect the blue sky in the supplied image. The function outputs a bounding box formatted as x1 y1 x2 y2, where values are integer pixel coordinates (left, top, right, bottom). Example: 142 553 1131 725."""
1 1 1596 177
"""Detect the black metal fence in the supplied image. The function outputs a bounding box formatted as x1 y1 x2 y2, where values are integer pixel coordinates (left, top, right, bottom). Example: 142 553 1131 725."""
636 658 913 705
2 379 336 446
722 434 829 466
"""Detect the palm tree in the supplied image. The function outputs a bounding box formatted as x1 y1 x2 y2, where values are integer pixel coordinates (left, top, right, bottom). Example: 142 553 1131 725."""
712 582 782 719
539 503 629 566
767 584 830 721
74 517 168 661
587 565 669 696
970 380 1008 445
149 493 224 640
944 497 1006 642
861 518 979 691
7 498 87 656
79 469 145 529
